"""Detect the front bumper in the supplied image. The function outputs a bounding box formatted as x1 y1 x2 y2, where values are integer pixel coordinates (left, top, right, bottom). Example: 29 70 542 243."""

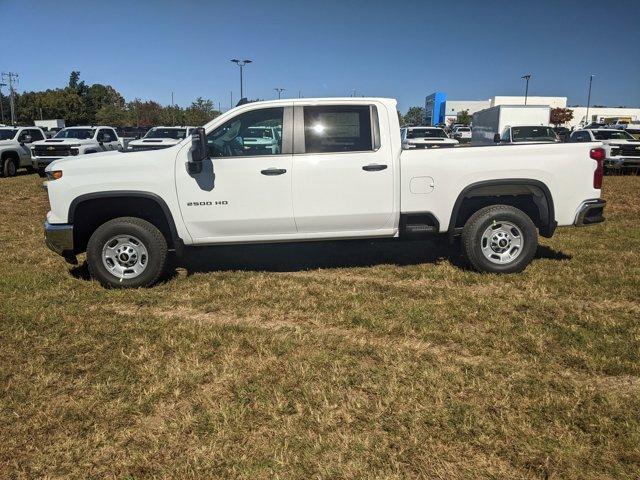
574 199 606 226
33 157 62 168
44 221 76 263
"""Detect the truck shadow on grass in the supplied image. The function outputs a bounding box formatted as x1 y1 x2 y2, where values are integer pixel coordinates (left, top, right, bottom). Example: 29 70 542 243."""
70 240 571 281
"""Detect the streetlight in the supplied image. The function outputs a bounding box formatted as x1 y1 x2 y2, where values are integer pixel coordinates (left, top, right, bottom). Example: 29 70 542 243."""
274 88 285 99
521 74 531 105
230 59 252 100
586 74 595 126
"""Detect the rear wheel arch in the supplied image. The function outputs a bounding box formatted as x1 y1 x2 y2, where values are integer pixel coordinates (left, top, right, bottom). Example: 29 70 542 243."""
448 179 556 237
69 192 181 254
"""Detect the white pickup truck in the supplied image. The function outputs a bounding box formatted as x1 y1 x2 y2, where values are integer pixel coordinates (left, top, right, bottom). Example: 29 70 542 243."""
31 126 120 176
0 126 46 177
43 98 606 288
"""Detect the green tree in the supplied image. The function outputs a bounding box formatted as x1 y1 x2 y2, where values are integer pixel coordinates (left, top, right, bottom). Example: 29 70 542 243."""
402 106 425 126
183 97 220 126
95 104 129 127
456 110 471 125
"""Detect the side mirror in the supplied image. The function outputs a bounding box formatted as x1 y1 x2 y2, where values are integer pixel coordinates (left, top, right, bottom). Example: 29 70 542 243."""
493 133 501 143
188 127 208 174
22 135 33 144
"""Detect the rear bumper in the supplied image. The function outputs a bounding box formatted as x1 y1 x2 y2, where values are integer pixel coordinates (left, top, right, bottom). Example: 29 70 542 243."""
574 199 606 226
44 221 76 262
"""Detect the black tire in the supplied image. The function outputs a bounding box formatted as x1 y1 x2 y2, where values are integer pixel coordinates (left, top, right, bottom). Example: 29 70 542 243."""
1 157 18 177
37 167 47 178
86 217 168 288
461 205 538 274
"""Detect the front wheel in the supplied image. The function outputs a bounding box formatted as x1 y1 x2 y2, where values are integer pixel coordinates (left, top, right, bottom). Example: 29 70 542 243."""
86 217 168 288
461 205 538 274
1 157 18 177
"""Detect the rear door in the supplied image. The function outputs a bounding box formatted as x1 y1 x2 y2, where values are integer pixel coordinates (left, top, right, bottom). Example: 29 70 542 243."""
291 103 394 233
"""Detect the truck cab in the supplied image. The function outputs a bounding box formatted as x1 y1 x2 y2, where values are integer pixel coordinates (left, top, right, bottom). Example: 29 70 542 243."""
0 126 46 177
31 126 120 176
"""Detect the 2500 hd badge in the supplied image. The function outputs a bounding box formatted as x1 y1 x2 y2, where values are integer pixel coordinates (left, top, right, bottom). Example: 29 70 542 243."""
186 201 228 206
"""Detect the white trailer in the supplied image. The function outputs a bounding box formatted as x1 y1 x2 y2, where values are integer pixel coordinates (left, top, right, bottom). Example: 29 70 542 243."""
472 105 550 145
34 119 65 130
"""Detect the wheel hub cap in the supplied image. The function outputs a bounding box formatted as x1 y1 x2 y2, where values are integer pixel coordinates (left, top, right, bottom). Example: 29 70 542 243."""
480 221 524 264
102 235 148 279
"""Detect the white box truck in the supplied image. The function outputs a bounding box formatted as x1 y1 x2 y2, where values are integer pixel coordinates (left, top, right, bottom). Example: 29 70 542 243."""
472 105 551 145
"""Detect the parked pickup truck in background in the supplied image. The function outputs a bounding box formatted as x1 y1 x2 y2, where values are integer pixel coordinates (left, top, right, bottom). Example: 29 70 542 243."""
401 126 458 149
43 98 606 288
31 126 120 176
0 126 46 177
127 126 195 151
568 128 640 171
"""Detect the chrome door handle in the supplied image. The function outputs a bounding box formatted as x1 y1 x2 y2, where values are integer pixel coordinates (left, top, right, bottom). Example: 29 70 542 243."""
261 168 287 176
362 164 387 172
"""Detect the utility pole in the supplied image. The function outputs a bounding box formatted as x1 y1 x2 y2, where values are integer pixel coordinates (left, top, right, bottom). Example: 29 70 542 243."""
586 74 595 126
1 72 19 125
230 59 252 100
521 74 531 105
274 88 285 99
0 82 6 124
171 91 175 126
230 91 233 109
298 90 302 98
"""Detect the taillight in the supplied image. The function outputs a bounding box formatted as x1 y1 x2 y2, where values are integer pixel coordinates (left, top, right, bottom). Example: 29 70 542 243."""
590 148 604 189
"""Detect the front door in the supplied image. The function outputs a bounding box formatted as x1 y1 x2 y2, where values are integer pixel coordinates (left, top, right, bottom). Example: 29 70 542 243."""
291 104 394 233
175 106 296 241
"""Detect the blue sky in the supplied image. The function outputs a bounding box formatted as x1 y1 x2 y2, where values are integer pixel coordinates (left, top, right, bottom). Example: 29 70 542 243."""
2 0 639 112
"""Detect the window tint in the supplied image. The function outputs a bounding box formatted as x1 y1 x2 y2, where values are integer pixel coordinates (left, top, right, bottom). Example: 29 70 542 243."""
30 129 45 141
206 107 283 157
108 129 118 141
304 105 373 153
501 129 511 142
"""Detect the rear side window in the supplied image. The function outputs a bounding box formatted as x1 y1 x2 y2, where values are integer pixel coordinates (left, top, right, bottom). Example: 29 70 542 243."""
303 105 375 153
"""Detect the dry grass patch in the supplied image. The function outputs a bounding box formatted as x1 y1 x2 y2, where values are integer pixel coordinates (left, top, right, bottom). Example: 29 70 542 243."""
1 174 639 479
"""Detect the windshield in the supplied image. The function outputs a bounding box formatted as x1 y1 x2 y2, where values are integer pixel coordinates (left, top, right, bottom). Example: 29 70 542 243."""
457 127 470 132
0 129 18 141
55 128 95 140
407 128 447 139
144 127 188 140
511 126 557 142
593 130 634 140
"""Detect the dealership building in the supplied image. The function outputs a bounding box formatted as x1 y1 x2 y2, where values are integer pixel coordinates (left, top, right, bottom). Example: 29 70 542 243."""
425 91 640 128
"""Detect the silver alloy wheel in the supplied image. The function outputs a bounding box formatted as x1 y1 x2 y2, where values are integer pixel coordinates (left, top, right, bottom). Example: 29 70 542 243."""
101 235 148 279
480 221 524 264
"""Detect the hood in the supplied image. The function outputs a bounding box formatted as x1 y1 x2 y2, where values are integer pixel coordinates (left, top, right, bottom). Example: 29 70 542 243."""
602 139 640 145
129 138 181 146
45 149 123 170
32 138 95 146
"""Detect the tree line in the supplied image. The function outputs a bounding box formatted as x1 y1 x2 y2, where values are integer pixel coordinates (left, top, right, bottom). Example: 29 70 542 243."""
1 71 221 127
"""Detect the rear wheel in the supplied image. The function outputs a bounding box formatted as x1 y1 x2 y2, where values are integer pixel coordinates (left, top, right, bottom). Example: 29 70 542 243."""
86 217 168 288
1 157 18 177
461 205 538 274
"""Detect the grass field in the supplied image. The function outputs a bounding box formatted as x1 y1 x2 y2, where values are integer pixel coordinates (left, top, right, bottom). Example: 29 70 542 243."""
1 173 639 479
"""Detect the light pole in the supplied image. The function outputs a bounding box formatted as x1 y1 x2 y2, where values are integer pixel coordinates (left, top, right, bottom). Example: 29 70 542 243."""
274 88 284 99
230 59 252 100
521 74 531 105
586 74 595 126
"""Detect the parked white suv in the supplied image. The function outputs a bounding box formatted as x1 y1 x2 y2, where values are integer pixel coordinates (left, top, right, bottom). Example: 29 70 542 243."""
43 97 606 288
569 128 640 171
31 126 120 176
127 126 195 151
451 125 472 142
0 126 46 177
401 126 458 149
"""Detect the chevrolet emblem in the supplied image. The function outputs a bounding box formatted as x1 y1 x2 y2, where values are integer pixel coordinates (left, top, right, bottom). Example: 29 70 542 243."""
47 146 55 151
635 146 640 151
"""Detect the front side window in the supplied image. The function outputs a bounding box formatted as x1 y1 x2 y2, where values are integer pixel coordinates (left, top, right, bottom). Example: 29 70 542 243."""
55 128 95 140
304 105 373 153
30 129 45 141
206 107 283 157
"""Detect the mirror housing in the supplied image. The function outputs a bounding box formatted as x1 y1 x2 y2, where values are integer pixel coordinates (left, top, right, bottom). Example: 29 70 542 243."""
493 133 501 143
188 127 208 174
21 134 33 144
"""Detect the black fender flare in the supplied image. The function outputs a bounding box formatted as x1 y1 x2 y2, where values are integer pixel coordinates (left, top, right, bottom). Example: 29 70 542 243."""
448 179 556 237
